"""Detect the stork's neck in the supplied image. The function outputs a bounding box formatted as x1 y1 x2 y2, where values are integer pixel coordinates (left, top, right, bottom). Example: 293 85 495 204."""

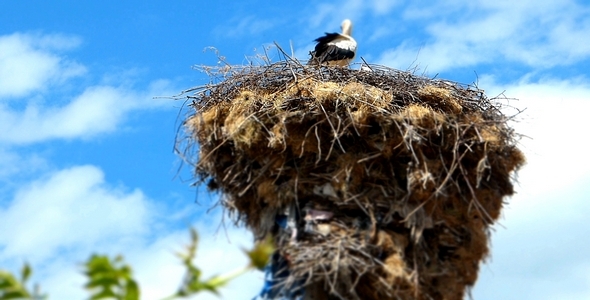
342 26 352 36
341 20 353 36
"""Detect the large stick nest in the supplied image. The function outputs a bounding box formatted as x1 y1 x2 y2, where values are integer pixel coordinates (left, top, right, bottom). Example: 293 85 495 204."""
180 60 525 300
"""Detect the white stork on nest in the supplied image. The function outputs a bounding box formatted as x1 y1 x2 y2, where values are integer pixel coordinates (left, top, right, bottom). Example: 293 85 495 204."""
309 19 357 67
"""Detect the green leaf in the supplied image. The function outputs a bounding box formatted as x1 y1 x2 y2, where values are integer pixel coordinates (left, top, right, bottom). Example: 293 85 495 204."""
0 268 31 299
189 228 198 246
83 254 139 300
245 236 274 270
84 277 119 289
2 290 30 299
0 272 15 289
21 263 32 283
202 267 249 291
89 288 117 299
165 227 264 299
124 279 140 300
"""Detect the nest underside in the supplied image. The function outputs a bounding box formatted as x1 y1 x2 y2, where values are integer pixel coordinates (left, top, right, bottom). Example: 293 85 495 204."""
181 61 525 300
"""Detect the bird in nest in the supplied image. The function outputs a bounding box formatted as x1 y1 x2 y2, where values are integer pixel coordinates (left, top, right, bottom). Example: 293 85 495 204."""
309 19 357 67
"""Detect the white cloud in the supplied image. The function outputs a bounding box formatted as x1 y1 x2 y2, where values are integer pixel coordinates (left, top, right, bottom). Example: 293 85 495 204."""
190 222 261 300
0 164 261 300
214 15 275 38
474 174 590 300
133 223 261 300
33 229 190 300
0 79 176 145
377 41 484 71
0 165 152 262
377 0 590 72
0 32 177 146
484 77 590 192
0 32 86 99
471 78 590 299
310 0 403 25
369 0 400 15
0 148 48 182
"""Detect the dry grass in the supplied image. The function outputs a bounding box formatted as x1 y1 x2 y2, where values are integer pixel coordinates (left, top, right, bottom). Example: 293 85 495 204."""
178 58 525 299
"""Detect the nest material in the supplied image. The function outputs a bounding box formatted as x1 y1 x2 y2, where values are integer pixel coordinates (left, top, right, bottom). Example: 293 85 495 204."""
182 61 525 300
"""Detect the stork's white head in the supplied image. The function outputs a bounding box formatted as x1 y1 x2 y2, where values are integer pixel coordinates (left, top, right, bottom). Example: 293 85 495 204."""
341 19 353 36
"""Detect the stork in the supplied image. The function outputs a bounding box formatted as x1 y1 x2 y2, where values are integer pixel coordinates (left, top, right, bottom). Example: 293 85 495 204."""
309 19 357 67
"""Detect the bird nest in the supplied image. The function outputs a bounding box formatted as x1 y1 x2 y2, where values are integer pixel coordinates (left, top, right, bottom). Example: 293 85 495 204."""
179 60 525 299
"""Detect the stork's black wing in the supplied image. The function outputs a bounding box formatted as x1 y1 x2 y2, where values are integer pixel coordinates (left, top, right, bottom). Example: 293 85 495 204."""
310 32 355 64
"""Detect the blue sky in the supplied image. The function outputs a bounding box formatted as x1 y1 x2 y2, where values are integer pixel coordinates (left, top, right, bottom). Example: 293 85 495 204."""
1 0 590 299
